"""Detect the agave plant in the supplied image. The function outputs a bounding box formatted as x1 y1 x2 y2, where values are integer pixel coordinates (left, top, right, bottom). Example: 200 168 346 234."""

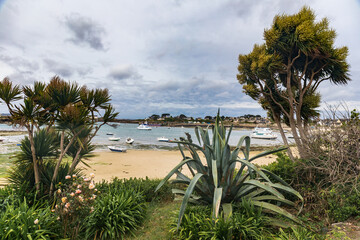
156 113 303 229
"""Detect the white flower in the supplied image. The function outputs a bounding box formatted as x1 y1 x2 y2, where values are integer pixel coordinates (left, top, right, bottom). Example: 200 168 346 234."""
65 175 71 179
34 219 39 224
90 173 95 178
72 174 77 178
89 183 95 190
57 189 61 194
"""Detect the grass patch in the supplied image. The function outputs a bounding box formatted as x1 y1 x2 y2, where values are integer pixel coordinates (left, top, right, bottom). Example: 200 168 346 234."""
128 201 180 240
0 154 14 178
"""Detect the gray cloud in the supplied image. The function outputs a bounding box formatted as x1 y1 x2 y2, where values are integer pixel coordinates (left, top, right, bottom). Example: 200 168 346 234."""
64 14 106 51
108 65 142 81
43 59 93 78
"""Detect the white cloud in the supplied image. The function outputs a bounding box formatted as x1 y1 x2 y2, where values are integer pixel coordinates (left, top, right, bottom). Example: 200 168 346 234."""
0 0 358 118
208 101 262 109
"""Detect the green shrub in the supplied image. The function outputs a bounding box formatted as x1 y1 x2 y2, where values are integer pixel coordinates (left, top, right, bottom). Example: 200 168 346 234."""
0 199 60 239
96 177 173 202
273 227 324 240
325 187 360 222
171 200 271 240
263 152 298 184
85 188 147 239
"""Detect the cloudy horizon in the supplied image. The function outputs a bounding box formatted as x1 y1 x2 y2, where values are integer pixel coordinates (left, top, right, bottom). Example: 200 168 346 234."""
0 0 359 119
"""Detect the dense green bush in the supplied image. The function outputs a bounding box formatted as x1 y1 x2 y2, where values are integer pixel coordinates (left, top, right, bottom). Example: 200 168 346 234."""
263 152 298 184
96 177 173 202
0 199 60 239
325 187 360 222
171 200 271 240
85 188 147 239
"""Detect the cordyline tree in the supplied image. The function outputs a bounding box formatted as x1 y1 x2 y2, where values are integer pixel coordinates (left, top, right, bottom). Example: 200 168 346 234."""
0 76 118 194
237 7 350 158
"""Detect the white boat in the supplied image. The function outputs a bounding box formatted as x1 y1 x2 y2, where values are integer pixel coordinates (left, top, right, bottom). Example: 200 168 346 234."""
251 132 277 140
108 146 126 152
126 137 134 144
252 127 272 133
157 137 169 142
106 132 114 135
137 124 152 130
108 137 120 141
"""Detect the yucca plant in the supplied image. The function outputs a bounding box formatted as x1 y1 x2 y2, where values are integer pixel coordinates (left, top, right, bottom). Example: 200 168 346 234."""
156 113 303 229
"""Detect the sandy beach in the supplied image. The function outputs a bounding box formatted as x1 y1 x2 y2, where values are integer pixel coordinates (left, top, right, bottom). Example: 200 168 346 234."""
81 150 277 182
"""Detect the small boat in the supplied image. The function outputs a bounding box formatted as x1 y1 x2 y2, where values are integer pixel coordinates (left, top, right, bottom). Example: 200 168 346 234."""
157 137 169 142
126 137 134 144
288 134 294 139
106 132 114 135
250 132 277 140
252 127 272 133
137 124 152 130
108 146 126 152
108 137 120 141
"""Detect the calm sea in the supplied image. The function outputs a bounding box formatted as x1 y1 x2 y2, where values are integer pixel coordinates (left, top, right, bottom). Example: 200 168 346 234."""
0 123 292 153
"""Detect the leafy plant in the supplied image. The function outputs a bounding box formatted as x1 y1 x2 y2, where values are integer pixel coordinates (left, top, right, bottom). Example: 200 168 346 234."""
85 188 147 239
263 152 298 184
156 113 303 229
96 177 173 202
0 199 60 239
171 200 271 240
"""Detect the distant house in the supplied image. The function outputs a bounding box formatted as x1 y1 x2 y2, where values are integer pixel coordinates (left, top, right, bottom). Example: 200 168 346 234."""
149 114 160 120
204 116 213 120
161 113 171 118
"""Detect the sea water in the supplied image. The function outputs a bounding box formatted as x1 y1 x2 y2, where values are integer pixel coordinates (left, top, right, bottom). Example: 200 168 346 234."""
0 123 292 152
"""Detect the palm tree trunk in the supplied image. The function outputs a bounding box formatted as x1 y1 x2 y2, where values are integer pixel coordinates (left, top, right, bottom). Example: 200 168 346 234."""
49 133 77 196
68 147 82 174
27 126 40 191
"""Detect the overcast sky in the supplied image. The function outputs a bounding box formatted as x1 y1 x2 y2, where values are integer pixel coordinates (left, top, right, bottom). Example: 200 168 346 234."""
0 0 359 119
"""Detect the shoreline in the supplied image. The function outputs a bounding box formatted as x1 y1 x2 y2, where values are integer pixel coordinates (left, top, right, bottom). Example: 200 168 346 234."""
0 148 279 185
80 149 277 182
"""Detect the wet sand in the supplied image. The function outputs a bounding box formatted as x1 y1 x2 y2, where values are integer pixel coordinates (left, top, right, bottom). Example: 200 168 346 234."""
81 150 277 182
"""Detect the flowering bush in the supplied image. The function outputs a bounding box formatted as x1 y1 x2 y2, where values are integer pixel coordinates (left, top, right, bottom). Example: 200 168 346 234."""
53 173 97 239
0 199 60 239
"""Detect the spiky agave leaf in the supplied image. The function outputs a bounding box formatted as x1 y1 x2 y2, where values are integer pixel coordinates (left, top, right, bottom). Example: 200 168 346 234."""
156 112 303 229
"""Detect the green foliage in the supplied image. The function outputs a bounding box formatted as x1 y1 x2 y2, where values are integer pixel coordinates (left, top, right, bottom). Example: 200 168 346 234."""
0 199 60 239
85 188 147 239
7 128 82 198
96 177 173 202
324 187 360 222
273 227 324 240
171 200 271 240
157 113 303 229
263 152 297 184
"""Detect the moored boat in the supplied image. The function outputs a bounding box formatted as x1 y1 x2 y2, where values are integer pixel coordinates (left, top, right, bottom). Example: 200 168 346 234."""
108 146 126 152
106 132 114 135
157 137 169 142
137 124 152 130
108 137 120 141
126 137 134 144
250 132 277 140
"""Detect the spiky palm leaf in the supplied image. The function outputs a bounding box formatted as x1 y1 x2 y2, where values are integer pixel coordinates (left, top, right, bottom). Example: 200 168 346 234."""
156 112 303 229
